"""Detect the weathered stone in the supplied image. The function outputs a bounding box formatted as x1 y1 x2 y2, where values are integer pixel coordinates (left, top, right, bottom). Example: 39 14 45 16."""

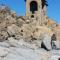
14 35 22 40
0 31 8 41
0 21 7 31
41 34 52 51
33 26 53 40
16 18 25 27
20 24 34 41
6 15 16 26
51 40 60 49
7 24 21 36
54 26 60 42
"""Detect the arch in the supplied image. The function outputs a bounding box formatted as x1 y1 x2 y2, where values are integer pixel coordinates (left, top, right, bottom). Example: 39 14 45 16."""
30 1 38 14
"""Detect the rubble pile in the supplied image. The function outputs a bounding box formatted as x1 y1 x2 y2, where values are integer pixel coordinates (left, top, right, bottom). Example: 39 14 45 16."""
0 5 54 41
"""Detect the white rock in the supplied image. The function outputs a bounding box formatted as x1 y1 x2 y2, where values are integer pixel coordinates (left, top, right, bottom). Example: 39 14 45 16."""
0 47 8 57
41 34 52 50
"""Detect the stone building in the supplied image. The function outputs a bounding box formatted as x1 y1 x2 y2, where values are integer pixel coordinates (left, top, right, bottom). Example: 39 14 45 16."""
25 0 48 25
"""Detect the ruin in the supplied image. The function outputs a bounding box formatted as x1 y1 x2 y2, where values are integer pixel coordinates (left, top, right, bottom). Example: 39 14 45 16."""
25 0 48 24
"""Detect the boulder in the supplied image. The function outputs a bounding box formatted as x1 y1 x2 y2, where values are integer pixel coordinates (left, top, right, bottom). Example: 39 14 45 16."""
41 34 52 51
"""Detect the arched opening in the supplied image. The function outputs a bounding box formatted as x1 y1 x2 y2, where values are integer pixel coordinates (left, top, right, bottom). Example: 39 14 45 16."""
30 1 38 14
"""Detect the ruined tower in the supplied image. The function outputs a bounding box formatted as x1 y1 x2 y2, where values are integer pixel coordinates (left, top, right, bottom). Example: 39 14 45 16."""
25 0 48 24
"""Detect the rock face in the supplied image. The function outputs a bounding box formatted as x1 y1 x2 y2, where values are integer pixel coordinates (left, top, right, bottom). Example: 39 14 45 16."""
0 5 59 49
20 24 53 41
0 37 60 60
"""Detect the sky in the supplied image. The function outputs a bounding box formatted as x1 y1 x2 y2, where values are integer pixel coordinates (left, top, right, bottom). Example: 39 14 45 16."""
0 0 26 15
0 0 60 23
47 0 60 23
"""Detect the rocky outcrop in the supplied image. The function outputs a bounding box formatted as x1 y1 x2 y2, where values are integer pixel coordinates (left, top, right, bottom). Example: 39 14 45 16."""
0 5 60 50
